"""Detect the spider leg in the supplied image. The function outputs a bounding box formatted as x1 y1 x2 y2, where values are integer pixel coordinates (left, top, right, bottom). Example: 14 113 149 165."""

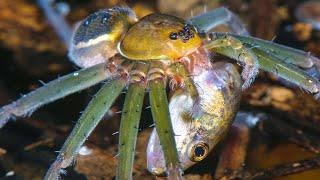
188 7 249 36
253 49 320 97
204 34 259 89
227 33 320 72
117 62 148 179
207 33 320 97
0 63 119 128
168 62 198 100
44 77 127 179
148 62 183 179
38 0 72 48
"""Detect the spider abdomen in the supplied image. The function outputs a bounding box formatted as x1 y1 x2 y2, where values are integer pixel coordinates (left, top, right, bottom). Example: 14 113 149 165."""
69 7 137 68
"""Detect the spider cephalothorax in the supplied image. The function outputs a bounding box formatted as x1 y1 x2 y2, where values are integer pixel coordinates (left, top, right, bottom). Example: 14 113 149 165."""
1 3 320 180
119 13 202 61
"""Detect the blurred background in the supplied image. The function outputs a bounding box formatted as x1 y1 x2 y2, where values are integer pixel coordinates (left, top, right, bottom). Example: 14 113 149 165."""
0 0 320 179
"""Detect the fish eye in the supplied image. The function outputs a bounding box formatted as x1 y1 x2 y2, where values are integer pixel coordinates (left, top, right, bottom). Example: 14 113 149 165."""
189 142 209 162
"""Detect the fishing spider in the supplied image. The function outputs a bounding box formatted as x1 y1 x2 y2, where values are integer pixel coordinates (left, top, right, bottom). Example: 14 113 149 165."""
0 1 320 179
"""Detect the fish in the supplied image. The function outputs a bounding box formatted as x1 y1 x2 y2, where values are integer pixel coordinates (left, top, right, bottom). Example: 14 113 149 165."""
147 61 242 175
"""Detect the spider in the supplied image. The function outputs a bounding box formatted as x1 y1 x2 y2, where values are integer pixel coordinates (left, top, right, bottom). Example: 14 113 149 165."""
1 1 320 179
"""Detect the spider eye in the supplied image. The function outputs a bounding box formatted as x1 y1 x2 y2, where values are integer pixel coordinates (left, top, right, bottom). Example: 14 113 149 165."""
169 32 179 40
189 142 209 162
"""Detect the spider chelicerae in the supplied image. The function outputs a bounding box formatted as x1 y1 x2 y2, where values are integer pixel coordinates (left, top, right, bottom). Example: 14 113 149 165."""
0 1 320 179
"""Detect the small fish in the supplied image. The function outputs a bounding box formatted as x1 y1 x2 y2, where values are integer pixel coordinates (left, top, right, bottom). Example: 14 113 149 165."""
147 62 242 175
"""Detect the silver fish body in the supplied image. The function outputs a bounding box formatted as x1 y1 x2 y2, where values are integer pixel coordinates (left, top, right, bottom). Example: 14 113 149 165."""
147 62 242 175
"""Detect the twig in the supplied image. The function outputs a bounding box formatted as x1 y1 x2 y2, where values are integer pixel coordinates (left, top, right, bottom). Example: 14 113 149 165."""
24 137 54 151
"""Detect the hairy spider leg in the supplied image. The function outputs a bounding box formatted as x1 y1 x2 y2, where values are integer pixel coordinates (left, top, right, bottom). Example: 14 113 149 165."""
0 62 124 128
225 33 320 76
191 8 318 76
148 61 183 179
210 32 320 98
254 48 320 97
44 62 133 179
117 62 148 179
187 7 249 36
204 34 259 89
167 62 199 100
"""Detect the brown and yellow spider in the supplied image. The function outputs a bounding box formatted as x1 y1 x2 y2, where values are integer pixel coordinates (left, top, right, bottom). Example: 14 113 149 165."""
0 1 320 179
